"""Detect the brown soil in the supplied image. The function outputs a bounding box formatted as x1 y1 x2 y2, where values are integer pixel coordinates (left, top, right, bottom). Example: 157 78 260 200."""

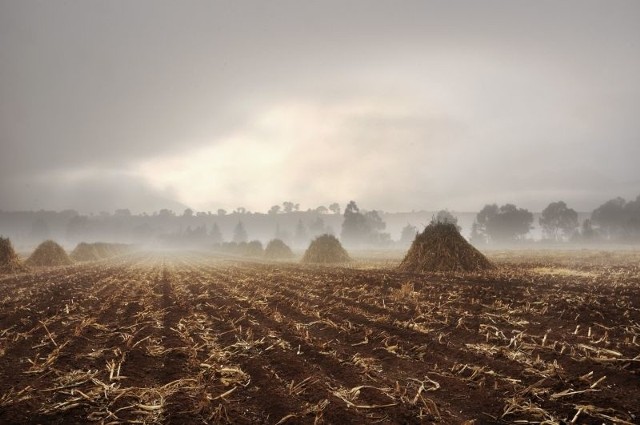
0 252 638 424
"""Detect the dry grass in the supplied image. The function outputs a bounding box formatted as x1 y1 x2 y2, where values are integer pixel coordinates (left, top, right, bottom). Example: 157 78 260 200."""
531 267 596 278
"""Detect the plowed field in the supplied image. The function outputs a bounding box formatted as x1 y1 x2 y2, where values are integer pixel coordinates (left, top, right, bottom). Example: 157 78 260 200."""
0 253 639 424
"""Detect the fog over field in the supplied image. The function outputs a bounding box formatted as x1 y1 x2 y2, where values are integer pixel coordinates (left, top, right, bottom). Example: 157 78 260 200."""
1 1 639 215
3 4 640 424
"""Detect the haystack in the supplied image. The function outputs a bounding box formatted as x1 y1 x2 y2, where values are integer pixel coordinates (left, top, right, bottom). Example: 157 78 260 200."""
243 240 264 257
26 240 73 267
108 243 130 257
264 239 294 259
302 234 350 264
93 242 115 258
0 237 27 273
398 222 493 273
71 242 129 261
71 242 100 262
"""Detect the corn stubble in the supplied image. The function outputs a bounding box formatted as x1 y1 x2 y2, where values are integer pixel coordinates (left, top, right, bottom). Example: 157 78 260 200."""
0 250 638 424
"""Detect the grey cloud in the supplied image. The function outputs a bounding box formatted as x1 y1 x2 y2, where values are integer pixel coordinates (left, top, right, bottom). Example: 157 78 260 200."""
1 1 639 212
0 171 187 214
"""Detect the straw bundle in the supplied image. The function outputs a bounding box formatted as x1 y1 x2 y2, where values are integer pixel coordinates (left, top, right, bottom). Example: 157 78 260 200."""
25 240 73 267
264 239 294 259
0 237 27 273
398 222 493 273
302 234 350 264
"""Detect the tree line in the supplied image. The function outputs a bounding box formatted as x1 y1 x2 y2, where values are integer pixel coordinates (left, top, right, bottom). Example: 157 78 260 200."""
1 195 639 248
330 194 640 247
466 194 640 245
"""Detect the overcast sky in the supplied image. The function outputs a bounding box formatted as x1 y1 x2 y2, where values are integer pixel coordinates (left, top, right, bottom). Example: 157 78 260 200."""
1 1 639 214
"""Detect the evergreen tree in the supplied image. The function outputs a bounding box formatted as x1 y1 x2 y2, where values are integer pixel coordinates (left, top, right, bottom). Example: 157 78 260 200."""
210 223 223 244
233 221 248 243
294 219 308 246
